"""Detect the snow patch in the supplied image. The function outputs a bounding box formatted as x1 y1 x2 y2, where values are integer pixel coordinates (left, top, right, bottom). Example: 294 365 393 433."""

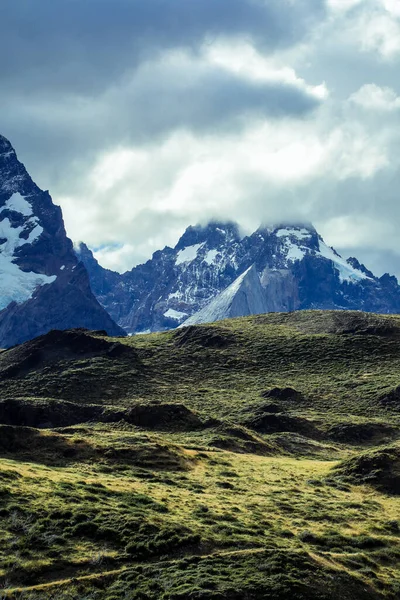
168 290 182 300
276 227 311 240
164 308 188 321
175 243 204 265
1 193 33 217
0 254 56 310
60 265 65 271
0 201 56 310
317 241 370 283
0 217 43 255
204 249 219 265
285 241 307 262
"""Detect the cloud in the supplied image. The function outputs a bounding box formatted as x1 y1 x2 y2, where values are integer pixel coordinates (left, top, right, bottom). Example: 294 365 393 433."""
324 0 400 60
0 0 326 95
349 83 400 110
0 40 325 194
58 89 399 272
1 0 400 279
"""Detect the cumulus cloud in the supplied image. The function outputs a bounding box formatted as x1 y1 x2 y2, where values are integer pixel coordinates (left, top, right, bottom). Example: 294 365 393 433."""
1 0 400 277
60 95 398 272
349 84 400 110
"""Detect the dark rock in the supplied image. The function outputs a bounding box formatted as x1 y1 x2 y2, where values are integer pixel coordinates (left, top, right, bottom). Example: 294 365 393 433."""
0 398 102 428
244 413 320 439
260 387 304 402
329 446 400 495
124 402 204 431
326 422 399 444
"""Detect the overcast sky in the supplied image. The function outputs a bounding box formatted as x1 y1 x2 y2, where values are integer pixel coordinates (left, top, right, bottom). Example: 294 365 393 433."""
1 0 400 275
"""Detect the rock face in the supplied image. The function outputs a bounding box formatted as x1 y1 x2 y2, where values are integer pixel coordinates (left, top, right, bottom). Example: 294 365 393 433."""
182 264 268 326
0 135 125 347
78 222 400 333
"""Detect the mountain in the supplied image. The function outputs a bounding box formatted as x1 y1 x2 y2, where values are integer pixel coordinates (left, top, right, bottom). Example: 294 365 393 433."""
0 134 125 347
78 222 400 333
76 221 245 333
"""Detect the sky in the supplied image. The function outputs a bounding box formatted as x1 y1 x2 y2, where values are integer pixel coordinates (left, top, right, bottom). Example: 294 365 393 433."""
1 0 400 276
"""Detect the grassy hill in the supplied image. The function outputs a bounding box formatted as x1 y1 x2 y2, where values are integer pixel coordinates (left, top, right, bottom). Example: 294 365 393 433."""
0 310 399 599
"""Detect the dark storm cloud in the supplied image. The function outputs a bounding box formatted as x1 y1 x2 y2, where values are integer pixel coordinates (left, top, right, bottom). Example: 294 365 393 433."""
0 0 326 95
102 66 322 151
0 50 322 191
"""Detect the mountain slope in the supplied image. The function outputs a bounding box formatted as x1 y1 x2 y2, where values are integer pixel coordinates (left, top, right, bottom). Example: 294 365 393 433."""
79 222 400 333
182 264 268 326
0 135 124 347
0 311 399 598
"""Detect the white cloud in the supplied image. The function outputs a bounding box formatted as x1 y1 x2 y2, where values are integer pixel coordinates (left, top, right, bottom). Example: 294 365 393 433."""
327 0 363 13
359 12 400 58
317 215 396 250
58 90 395 271
319 1 400 61
382 0 400 17
350 83 400 110
204 41 329 100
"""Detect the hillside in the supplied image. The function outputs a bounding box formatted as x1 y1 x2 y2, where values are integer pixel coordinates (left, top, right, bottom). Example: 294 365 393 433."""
0 310 399 599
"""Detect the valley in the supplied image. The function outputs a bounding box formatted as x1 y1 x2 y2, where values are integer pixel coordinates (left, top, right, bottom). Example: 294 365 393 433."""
0 310 399 599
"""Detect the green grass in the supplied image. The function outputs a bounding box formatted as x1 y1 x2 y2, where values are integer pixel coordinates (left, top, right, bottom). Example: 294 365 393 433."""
0 311 399 598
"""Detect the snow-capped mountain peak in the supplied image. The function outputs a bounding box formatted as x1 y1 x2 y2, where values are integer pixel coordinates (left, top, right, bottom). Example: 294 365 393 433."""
0 134 124 347
78 218 400 334
175 221 241 251
0 154 58 311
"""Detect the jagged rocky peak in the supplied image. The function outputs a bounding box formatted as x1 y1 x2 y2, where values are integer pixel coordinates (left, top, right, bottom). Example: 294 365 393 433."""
0 134 17 164
347 257 375 279
260 222 319 252
78 216 400 334
175 221 241 251
0 135 38 197
0 136 75 310
248 222 371 283
0 134 124 347
75 241 95 263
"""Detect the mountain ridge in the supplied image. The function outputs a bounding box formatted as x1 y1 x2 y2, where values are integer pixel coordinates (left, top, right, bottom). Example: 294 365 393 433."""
77 221 400 333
